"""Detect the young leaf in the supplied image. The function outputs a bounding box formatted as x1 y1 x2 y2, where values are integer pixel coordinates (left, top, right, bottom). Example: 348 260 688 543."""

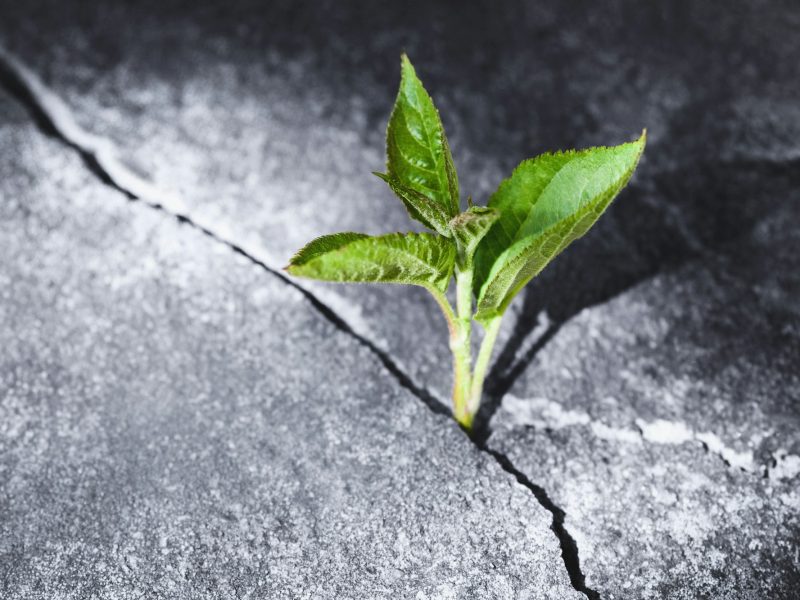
474 132 646 321
286 231 456 293
373 172 452 236
385 54 459 224
441 130 460 215
449 206 500 266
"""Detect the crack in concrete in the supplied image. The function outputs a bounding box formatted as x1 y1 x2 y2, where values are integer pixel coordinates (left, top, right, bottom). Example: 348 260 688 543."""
9 45 797 598
495 395 800 479
473 316 562 444
0 46 192 217
0 44 451 416
0 45 597 597
482 155 800 430
485 446 600 600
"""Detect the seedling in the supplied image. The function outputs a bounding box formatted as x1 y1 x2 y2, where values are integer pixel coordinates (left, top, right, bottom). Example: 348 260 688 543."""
287 55 645 430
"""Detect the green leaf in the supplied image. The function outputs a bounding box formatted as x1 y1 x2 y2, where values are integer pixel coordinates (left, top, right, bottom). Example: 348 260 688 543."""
385 54 459 226
373 172 452 236
441 129 460 215
286 231 456 293
474 132 646 321
449 206 500 266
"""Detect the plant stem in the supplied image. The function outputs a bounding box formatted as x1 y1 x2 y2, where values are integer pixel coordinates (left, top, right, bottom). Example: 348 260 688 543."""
467 316 502 419
451 267 474 428
429 271 503 431
428 286 458 337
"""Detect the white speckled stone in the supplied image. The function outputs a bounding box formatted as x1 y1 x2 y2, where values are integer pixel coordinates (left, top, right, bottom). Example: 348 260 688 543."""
490 204 800 598
0 89 580 600
2 1 798 405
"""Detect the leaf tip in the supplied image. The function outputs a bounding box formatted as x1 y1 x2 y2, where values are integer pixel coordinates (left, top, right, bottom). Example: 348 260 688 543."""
400 52 414 76
630 129 647 163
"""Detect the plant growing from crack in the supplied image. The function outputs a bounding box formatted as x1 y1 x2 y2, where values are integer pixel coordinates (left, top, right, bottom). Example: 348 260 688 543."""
287 54 645 430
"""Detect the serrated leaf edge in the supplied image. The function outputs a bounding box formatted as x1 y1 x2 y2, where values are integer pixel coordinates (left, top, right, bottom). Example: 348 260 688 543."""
286 231 456 294
374 171 452 236
385 54 458 221
475 131 646 320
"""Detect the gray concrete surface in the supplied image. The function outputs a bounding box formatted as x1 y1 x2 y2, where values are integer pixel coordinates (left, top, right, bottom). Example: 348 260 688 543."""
2 1 798 404
0 88 580 599
0 1 799 598
489 204 800 598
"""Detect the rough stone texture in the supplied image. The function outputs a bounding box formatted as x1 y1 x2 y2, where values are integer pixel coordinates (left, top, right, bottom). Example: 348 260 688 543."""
1 1 799 597
489 203 800 597
495 202 800 461
1 1 798 405
0 90 581 599
490 427 800 600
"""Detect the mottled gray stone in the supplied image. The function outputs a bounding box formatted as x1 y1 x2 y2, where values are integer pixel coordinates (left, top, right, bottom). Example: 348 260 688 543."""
490 426 800 600
489 204 800 597
0 91 581 599
2 1 798 408
2 2 800 595
495 202 800 460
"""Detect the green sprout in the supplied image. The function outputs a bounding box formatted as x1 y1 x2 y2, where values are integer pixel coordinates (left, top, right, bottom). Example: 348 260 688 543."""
287 54 645 430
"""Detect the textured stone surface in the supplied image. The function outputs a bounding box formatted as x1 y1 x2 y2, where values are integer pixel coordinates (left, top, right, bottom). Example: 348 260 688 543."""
490 427 800 600
0 90 581 599
2 1 798 405
1 2 799 597
489 204 800 597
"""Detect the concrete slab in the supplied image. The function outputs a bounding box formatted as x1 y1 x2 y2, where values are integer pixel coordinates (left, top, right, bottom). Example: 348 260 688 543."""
489 204 800 598
0 89 581 599
2 2 798 406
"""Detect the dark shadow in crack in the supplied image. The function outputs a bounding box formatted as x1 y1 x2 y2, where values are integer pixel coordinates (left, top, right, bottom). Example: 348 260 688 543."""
0 54 594 597
486 446 601 600
0 48 135 197
0 52 58 136
0 48 452 425
471 321 562 446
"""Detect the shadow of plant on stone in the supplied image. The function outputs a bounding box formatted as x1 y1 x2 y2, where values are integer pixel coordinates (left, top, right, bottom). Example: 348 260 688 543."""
475 155 800 437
